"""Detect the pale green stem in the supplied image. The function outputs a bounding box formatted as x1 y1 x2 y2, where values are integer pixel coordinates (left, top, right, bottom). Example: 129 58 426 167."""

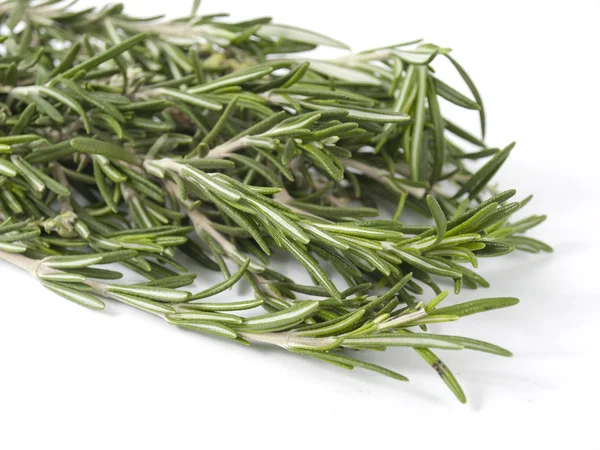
0 250 40 275
205 137 250 159
340 157 426 199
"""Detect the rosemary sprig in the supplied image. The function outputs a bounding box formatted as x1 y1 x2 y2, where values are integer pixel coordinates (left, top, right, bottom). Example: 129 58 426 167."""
0 0 551 403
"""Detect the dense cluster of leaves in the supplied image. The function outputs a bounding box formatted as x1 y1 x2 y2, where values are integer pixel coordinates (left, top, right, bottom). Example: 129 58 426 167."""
0 0 551 402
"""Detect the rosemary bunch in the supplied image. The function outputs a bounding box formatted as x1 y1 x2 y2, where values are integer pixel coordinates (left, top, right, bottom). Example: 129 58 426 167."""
0 0 551 403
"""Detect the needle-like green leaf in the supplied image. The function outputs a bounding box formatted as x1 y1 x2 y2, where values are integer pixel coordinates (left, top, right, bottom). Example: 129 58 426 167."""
237 301 320 332
293 348 409 381
189 259 250 300
454 143 514 199
257 24 349 49
343 333 463 350
413 345 466 403
188 66 275 94
409 66 428 181
42 254 104 269
167 311 243 325
105 284 191 302
42 281 105 310
58 32 149 79
179 299 264 312
423 195 447 249
71 138 141 165
446 54 486 137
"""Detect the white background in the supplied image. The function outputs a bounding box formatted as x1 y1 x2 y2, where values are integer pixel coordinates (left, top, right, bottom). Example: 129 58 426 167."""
1 1 599 449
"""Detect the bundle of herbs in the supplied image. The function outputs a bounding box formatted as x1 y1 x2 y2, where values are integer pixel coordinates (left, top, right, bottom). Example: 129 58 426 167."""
0 0 551 402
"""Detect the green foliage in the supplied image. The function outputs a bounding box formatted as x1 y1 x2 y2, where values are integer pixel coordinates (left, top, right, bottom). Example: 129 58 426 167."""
0 0 551 403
